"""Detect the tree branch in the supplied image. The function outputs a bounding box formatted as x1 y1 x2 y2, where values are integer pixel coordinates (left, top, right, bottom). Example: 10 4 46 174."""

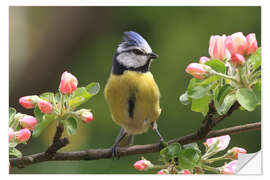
10 122 260 168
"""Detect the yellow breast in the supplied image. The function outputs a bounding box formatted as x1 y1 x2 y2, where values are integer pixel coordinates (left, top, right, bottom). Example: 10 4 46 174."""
104 71 161 135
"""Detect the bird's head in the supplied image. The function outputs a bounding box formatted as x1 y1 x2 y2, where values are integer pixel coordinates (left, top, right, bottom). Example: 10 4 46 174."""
116 31 158 69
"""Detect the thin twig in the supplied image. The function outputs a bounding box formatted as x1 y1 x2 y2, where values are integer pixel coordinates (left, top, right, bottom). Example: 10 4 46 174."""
9 122 260 168
197 101 240 139
11 122 69 168
45 122 69 155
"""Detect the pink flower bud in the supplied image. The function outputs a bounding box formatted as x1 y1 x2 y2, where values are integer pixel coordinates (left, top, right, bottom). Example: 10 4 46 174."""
225 32 247 55
204 135 230 152
221 160 237 174
230 53 245 67
59 71 78 95
185 63 211 80
19 96 36 109
15 128 31 142
227 147 247 160
157 169 169 174
199 56 210 64
19 115 38 131
209 35 231 60
180 169 191 174
80 111 94 123
9 128 14 142
133 159 153 171
38 99 53 114
246 33 258 56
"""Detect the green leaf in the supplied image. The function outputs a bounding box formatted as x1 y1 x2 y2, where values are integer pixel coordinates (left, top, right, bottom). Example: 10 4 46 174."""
187 76 219 100
215 85 232 104
54 92 61 102
9 147 22 158
9 107 16 119
248 47 261 70
221 94 236 114
179 91 190 105
9 107 16 126
205 59 226 73
213 85 236 115
33 116 56 138
183 143 201 153
86 82 100 95
40 92 54 102
160 143 181 162
236 88 259 111
199 75 220 86
34 106 44 122
178 148 201 170
253 79 261 104
63 117 78 136
9 141 18 148
187 79 211 99
187 78 202 98
69 82 100 108
191 95 211 116
69 87 89 107
33 107 57 137
167 143 181 158
188 85 210 99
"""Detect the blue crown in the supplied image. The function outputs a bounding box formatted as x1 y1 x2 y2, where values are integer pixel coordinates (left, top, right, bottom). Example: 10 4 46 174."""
122 31 148 48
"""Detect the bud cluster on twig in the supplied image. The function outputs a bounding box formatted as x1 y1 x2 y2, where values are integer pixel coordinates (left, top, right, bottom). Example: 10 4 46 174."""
9 71 99 169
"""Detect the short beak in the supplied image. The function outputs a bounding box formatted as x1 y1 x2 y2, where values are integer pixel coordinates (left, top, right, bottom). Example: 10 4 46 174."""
149 52 159 59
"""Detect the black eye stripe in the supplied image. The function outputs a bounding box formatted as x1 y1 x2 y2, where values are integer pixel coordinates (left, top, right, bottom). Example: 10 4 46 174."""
120 49 146 55
132 49 144 55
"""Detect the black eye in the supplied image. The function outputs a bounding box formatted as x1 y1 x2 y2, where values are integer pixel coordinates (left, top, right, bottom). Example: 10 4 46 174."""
132 49 144 55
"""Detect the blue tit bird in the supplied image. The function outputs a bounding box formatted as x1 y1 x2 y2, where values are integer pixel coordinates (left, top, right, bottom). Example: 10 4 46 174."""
104 31 165 159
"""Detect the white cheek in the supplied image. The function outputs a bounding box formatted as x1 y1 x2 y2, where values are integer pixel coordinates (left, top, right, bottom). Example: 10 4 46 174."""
117 53 148 68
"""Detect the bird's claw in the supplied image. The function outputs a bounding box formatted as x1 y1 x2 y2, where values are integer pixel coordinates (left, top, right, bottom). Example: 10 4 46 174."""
111 145 120 160
158 139 168 151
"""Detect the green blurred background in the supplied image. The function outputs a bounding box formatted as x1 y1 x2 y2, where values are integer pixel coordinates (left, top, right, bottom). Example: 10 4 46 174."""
9 6 261 174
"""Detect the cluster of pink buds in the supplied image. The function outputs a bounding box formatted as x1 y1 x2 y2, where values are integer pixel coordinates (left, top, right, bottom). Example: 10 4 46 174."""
202 135 247 174
9 71 97 169
185 32 258 79
225 32 258 67
13 71 94 141
132 135 247 174
19 95 53 114
9 114 38 143
19 71 79 115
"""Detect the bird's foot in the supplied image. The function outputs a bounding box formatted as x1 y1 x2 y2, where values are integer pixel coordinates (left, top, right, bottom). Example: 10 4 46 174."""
111 144 120 160
158 139 168 151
